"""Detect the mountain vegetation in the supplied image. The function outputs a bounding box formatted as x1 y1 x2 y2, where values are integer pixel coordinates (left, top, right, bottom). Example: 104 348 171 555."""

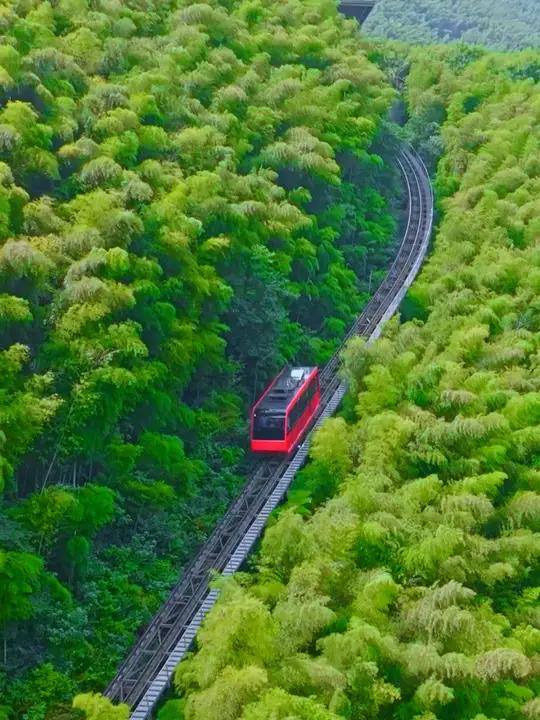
0 0 397 717
154 43 540 720
364 0 540 51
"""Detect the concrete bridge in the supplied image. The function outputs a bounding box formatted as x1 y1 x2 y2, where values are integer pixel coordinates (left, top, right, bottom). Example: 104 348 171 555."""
338 0 376 23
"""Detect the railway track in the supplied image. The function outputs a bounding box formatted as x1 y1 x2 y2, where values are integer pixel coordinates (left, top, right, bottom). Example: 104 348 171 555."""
104 147 434 719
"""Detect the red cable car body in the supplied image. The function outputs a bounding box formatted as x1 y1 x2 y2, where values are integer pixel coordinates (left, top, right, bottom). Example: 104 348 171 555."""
250 366 321 453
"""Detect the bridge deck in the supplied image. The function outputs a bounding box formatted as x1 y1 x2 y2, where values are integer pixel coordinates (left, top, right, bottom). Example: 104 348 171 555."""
338 0 376 23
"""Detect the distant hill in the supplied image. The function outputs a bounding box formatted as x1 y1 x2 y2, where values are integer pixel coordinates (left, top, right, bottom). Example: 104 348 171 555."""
363 0 540 50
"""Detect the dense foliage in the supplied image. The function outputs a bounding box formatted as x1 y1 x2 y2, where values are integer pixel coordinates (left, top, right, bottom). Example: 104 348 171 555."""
364 0 540 51
156 46 540 720
0 0 397 716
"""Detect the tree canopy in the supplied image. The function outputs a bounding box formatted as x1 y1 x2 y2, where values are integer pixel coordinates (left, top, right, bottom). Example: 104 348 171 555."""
0 0 396 717
158 42 540 720
364 0 540 51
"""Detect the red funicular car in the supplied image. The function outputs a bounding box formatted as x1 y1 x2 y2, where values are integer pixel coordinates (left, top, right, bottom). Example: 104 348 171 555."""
250 366 321 453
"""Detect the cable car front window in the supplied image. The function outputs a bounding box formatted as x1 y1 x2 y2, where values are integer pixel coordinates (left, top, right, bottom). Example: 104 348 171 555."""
253 412 285 440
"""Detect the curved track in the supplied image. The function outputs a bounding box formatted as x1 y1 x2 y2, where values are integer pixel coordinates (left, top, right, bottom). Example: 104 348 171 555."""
105 147 434 719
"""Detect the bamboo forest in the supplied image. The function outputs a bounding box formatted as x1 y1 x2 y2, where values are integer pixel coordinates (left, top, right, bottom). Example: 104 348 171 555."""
0 1 538 720
365 0 540 50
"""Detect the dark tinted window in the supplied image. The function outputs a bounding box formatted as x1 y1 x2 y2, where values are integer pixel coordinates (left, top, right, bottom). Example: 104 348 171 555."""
287 376 318 433
253 412 285 440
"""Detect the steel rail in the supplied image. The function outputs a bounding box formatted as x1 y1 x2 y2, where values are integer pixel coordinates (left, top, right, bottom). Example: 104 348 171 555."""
104 146 434 718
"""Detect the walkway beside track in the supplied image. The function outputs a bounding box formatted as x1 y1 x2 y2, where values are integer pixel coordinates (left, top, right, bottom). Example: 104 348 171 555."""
105 147 434 719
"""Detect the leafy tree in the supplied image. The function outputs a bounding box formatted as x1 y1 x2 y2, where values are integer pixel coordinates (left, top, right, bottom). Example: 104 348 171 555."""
0 549 43 663
73 693 128 720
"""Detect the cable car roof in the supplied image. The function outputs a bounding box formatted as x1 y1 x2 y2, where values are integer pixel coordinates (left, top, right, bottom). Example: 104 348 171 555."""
255 366 317 413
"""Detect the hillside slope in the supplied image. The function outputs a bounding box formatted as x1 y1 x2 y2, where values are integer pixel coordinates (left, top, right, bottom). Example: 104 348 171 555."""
160 45 540 720
364 0 540 50
0 0 395 717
